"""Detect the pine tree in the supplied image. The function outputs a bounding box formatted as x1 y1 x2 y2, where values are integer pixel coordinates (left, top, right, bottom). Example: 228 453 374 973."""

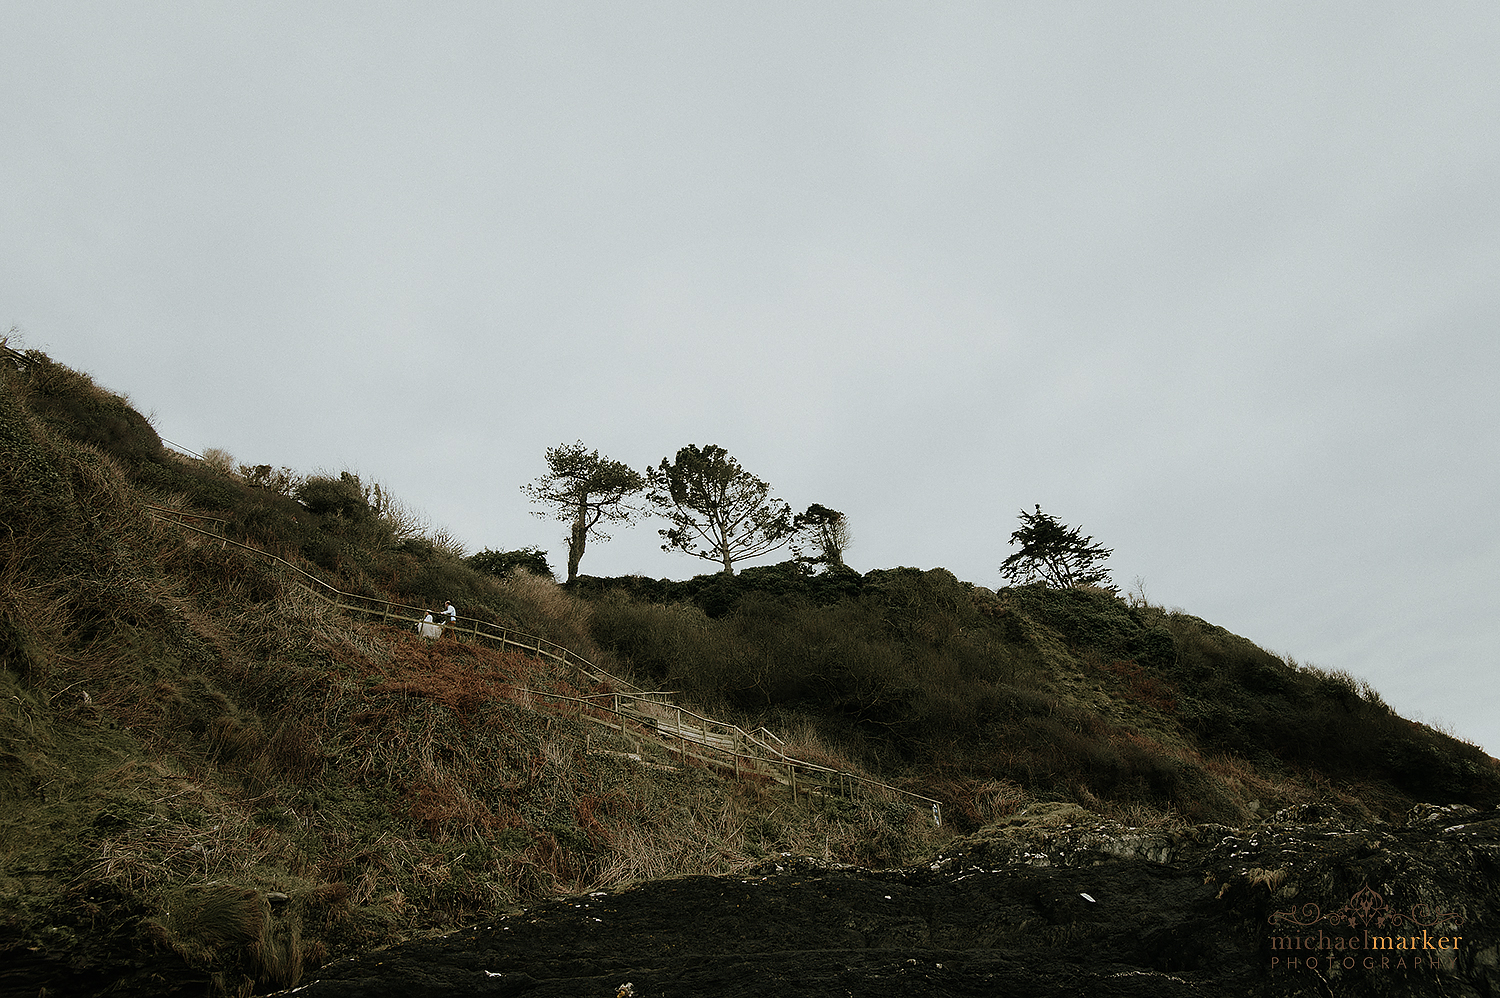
999 505 1114 589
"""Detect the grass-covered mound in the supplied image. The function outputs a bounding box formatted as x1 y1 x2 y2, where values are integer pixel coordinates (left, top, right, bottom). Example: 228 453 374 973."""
2 342 1495 994
576 565 1498 826
0 348 937 995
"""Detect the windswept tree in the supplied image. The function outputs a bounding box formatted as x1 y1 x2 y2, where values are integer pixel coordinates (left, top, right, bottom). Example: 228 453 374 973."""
999 505 1115 590
522 441 645 583
647 444 795 574
793 503 852 569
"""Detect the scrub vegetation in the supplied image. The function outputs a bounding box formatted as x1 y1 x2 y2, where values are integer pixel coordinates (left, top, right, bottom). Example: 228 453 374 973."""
3 341 1496 995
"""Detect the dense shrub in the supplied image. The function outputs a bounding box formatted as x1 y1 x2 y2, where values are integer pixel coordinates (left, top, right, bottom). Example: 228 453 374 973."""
585 568 1048 762
238 463 302 496
20 352 164 465
572 560 863 618
579 564 1500 815
470 547 554 580
295 472 372 523
1000 583 1177 669
1153 611 1500 806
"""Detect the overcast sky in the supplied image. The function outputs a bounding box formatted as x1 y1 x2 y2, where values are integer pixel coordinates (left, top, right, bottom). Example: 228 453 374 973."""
5 3 1497 757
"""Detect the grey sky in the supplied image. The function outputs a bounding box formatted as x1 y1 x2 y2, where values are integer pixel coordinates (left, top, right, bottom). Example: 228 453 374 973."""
5 3 1497 756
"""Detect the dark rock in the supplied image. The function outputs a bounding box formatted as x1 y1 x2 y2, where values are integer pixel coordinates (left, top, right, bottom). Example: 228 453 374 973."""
277 806 1500 998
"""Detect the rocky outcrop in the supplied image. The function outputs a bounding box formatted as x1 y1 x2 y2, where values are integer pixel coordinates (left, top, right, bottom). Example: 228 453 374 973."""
277 803 1499 997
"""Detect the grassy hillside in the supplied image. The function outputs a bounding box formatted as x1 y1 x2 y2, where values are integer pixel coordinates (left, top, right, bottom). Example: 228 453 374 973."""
3 343 1496 995
574 565 1498 824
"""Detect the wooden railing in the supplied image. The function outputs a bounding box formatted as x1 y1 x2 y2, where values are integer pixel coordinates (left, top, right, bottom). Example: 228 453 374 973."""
145 502 942 824
501 685 942 824
1 344 33 371
144 504 620 683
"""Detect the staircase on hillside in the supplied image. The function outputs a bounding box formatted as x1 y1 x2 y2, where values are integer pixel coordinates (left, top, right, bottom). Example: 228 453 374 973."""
145 502 942 825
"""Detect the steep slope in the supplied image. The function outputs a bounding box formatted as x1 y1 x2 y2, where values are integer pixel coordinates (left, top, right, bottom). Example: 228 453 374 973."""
2 344 1495 995
575 567 1499 827
0 349 940 995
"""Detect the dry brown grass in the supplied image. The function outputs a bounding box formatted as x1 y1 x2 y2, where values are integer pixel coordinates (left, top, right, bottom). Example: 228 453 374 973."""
1244 866 1290 892
493 569 596 656
770 716 864 773
5 342 974 995
87 763 307 894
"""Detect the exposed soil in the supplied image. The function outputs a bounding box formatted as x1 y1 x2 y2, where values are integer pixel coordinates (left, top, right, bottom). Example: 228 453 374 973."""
275 803 1500 998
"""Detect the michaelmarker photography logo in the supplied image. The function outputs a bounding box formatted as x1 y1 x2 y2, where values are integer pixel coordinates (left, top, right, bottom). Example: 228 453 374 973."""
1267 883 1465 975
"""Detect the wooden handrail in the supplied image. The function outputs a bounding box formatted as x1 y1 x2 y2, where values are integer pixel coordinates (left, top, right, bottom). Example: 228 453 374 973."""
144 504 636 684
513 686 940 816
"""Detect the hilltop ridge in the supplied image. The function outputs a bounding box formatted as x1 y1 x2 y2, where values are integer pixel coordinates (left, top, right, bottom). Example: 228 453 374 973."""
2 343 1496 995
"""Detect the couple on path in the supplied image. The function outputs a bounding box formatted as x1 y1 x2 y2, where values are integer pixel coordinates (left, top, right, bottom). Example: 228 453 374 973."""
418 600 458 639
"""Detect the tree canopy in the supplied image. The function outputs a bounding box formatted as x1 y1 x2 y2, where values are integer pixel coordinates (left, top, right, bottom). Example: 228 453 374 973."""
999 505 1115 590
646 444 795 574
793 503 851 569
522 441 644 583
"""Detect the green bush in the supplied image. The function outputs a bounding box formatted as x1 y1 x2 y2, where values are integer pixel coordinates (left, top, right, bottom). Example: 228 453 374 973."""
295 473 372 523
861 567 978 648
239 464 302 497
1000 583 1176 668
571 560 863 618
469 547 554 580
0 380 69 531
20 353 164 465
585 569 1035 747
